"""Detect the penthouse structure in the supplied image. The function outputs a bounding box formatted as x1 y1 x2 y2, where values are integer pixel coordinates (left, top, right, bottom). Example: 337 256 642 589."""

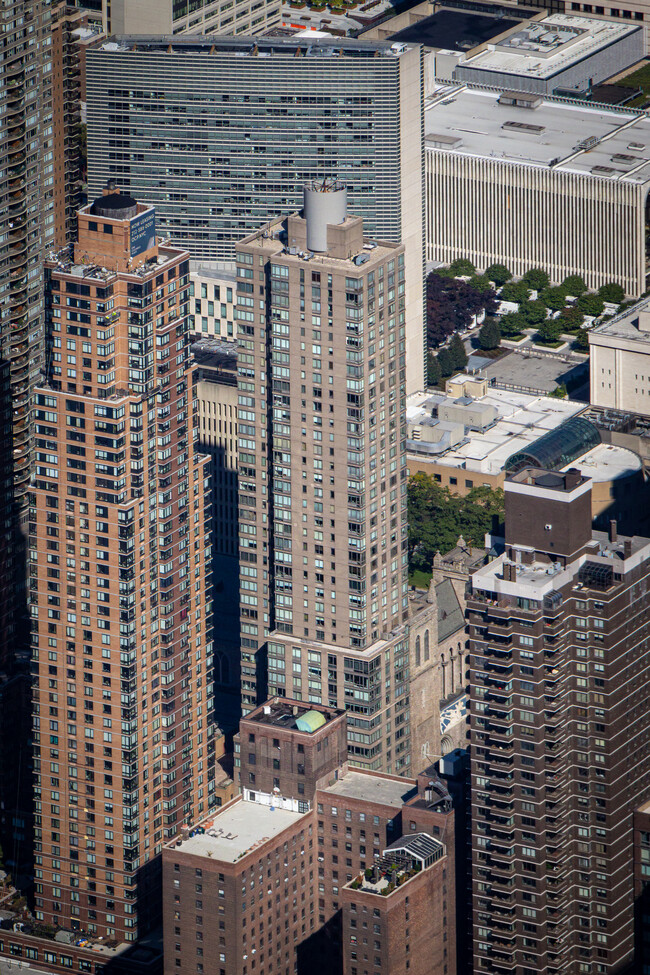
467 467 650 974
162 698 457 975
425 86 650 296
32 186 215 940
235 183 414 774
590 296 650 418
86 35 426 392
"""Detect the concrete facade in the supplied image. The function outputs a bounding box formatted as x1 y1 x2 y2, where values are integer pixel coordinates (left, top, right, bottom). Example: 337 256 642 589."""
86 36 426 392
102 0 280 37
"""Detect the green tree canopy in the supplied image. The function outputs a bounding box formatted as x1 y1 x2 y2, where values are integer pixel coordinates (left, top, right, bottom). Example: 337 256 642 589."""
598 282 625 304
499 311 527 337
574 328 590 351
469 274 494 294
520 299 548 327
485 263 512 287
500 280 531 304
437 347 454 377
540 287 567 312
577 293 604 317
449 333 468 371
537 318 562 344
559 305 585 329
449 258 476 275
408 474 504 572
562 274 587 295
478 318 501 350
427 353 442 387
522 268 550 291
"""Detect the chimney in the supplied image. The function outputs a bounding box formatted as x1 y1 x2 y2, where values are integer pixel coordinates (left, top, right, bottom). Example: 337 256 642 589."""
624 539 632 558
564 468 581 490
303 178 347 253
609 520 617 543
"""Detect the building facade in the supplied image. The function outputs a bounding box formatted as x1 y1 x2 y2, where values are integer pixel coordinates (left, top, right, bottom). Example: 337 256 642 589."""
468 467 650 974
51 3 88 248
235 184 414 774
162 698 457 975
86 36 426 392
190 265 236 340
32 187 215 941
1 0 53 506
102 0 280 37
590 298 650 418
425 87 650 296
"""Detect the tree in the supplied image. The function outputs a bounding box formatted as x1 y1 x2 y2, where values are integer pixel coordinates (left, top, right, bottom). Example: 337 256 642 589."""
549 384 568 399
598 282 625 304
449 258 475 276
574 328 590 351
500 280 530 304
540 287 567 312
408 473 504 573
479 318 501 350
499 311 527 337
437 347 454 377
577 293 604 317
485 263 512 287
469 274 494 294
449 333 468 371
562 274 587 295
426 272 498 347
537 318 562 344
427 353 442 387
559 305 585 331
520 299 548 327
522 268 549 291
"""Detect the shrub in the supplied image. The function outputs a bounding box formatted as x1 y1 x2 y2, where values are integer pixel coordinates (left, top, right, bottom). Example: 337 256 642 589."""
485 263 512 287
550 383 568 399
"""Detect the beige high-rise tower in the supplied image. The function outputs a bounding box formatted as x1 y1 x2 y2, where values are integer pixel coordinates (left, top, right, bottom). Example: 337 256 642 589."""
237 182 413 775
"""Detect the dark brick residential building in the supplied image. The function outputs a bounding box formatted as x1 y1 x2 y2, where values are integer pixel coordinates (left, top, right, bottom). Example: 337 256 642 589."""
162 699 457 975
634 803 650 973
468 467 650 975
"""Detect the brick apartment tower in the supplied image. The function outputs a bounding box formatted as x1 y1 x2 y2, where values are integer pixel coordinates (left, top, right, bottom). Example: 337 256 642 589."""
236 181 412 774
468 467 650 975
162 698 457 975
32 184 215 941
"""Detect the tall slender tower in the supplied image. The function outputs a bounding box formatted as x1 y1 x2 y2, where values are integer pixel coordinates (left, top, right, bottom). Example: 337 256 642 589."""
32 186 215 940
468 467 650 975
1 0 53 507
237 182 413 775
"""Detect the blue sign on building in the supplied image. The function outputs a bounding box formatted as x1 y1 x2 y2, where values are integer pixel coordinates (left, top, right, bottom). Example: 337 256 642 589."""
130 209 156 257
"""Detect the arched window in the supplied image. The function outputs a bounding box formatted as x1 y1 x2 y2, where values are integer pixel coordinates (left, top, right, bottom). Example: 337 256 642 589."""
449 647 455 693
415 635 421 668
440 653 446 698
424 630 430 662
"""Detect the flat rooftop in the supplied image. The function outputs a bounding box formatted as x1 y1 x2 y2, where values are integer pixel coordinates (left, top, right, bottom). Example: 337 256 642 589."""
244 699 343 730
241 215 398 269
407 386 584 475
99 34 412 57
560 442 642 482
324 770 417 807
459 14 640 80
175 800 308 863
425 85 650 184
590 297 650 348
390 8 520 51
